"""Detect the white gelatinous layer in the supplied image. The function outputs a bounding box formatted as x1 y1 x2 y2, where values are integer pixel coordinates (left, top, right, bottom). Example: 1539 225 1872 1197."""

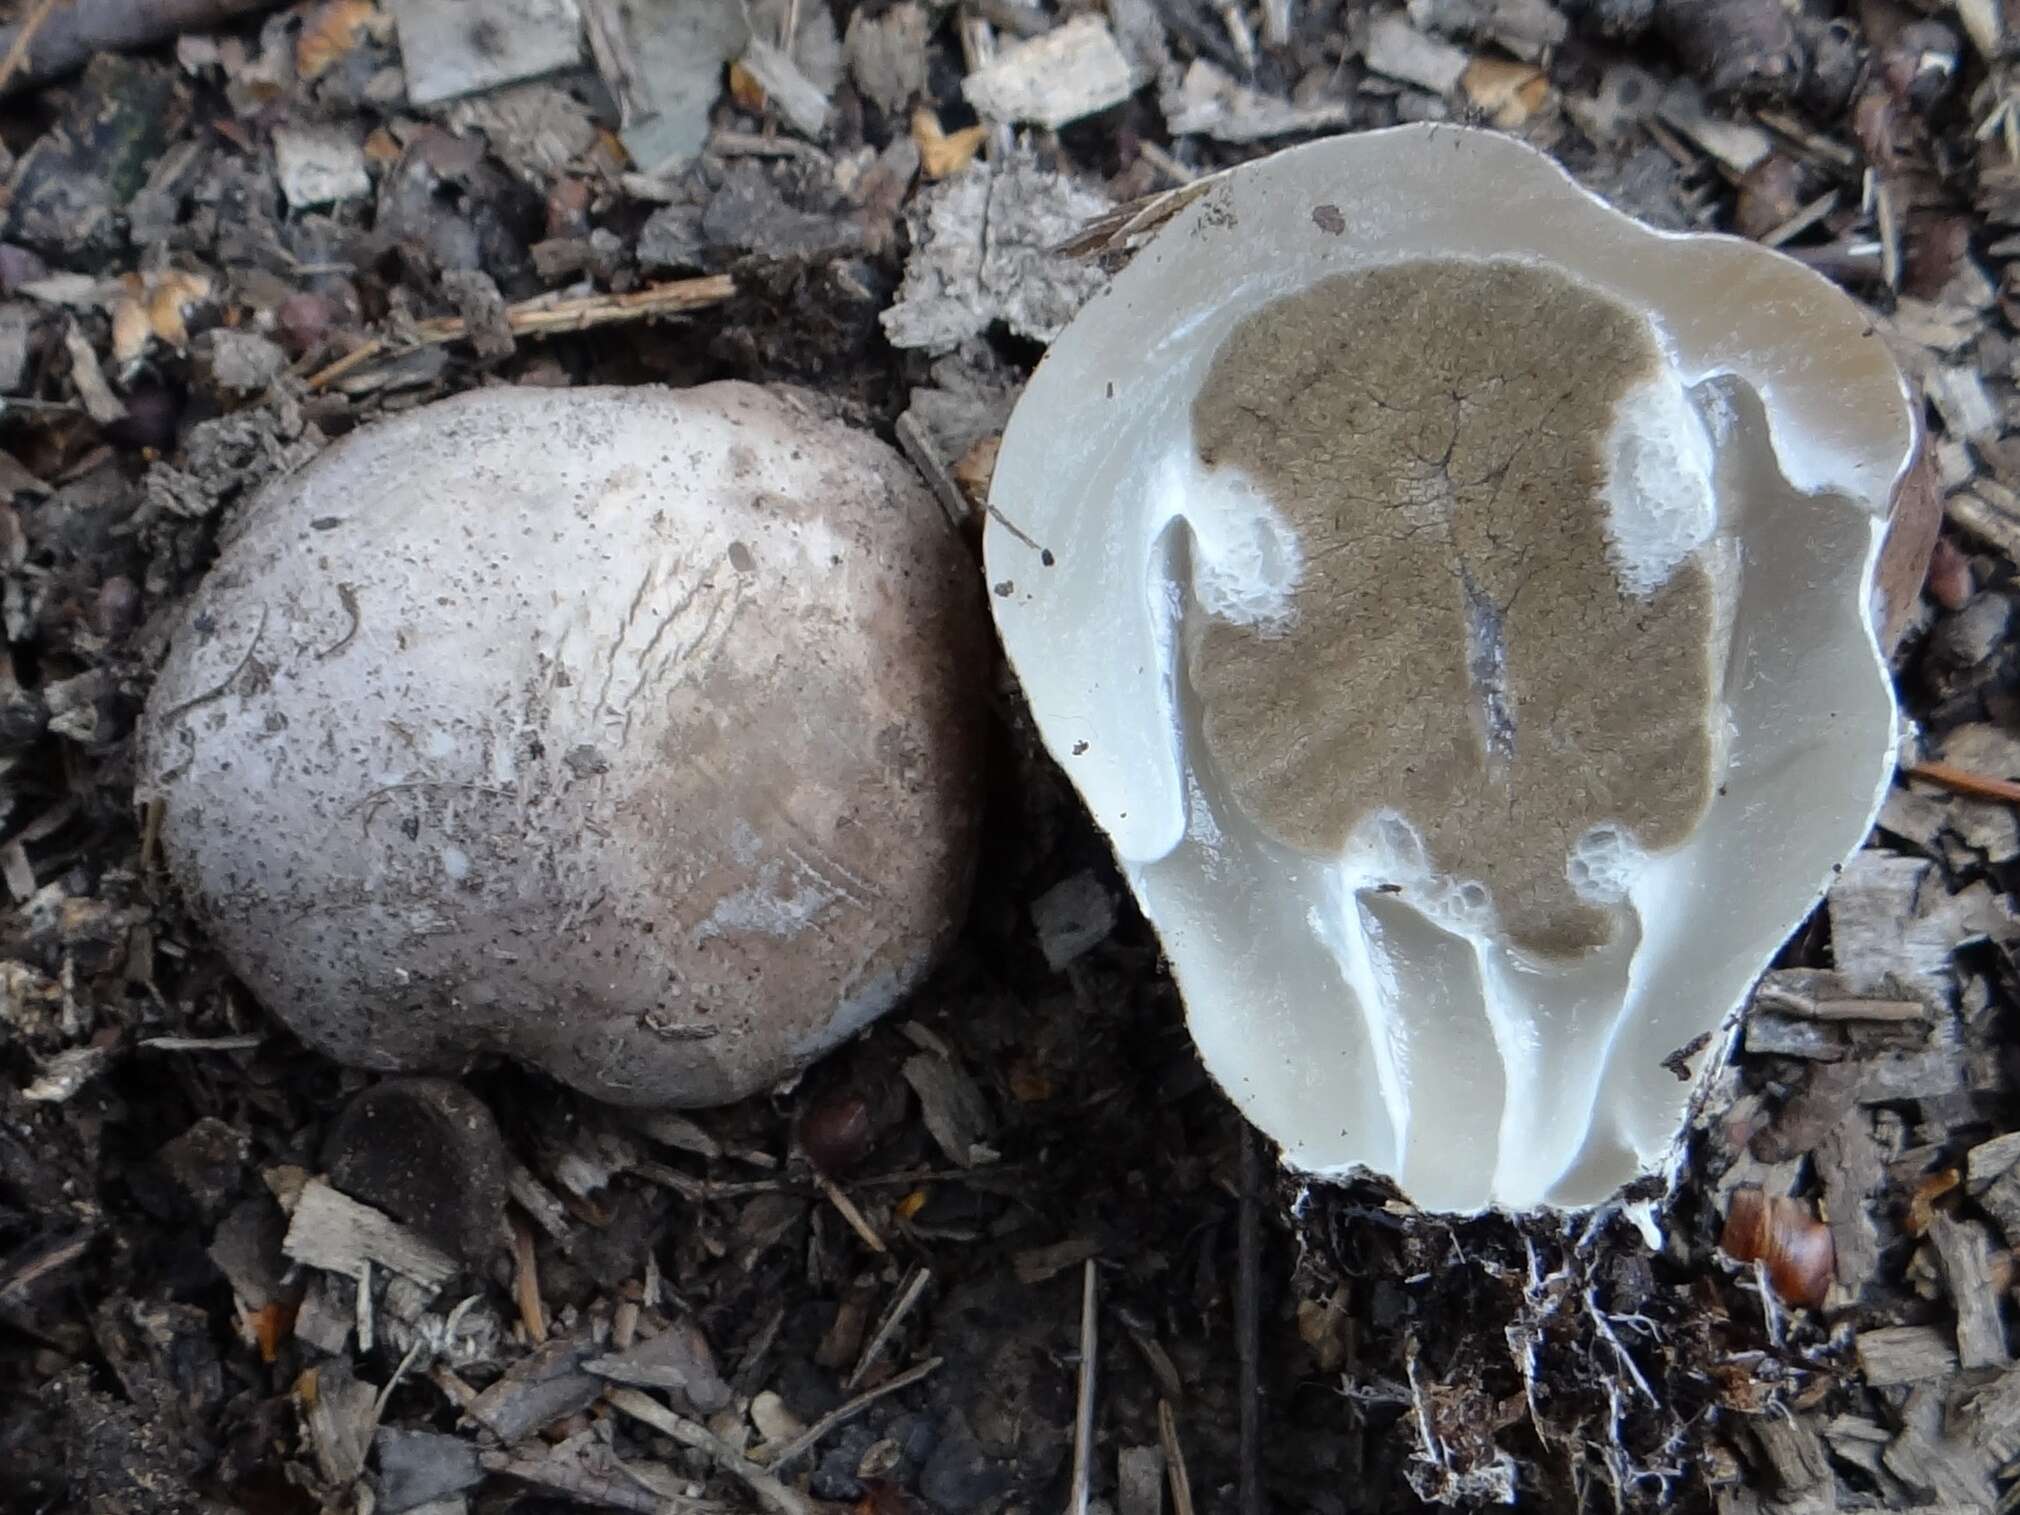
1603 369 1719 598
984 126 1915 1213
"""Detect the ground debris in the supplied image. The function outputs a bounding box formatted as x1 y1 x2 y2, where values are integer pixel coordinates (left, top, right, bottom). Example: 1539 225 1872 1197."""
883 154 1107 352
282 1176 459 1290
1159 60 1352 142
390 0 585 106
962 16 1137 129
1855 1325 1959 1385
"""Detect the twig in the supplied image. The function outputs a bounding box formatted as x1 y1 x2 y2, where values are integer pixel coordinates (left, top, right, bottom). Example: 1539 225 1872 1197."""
1759 189 1840 249
765 1356 942 1468
847 1265 934 1390
1903 759 2020 805
816 1173 887 1254
307 275 737 391
1068 1260 1099 1515
605 1387 814 1515
0 0 63 97
1237 1127 1265 1515
355 1259 374 1353
510 1212 547 1344
138 1034 263 1051
1158 1400 1196 1515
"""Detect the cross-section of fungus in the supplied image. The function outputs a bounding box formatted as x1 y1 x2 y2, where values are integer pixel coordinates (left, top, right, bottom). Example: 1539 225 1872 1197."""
1188 260 1723 960
987 127 1923 1213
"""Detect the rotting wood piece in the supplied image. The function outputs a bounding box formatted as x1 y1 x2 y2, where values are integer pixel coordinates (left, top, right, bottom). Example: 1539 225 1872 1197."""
282 1179 458 1291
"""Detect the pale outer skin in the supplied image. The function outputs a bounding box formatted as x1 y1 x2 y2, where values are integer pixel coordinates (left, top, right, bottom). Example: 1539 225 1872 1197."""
137 383 986 1106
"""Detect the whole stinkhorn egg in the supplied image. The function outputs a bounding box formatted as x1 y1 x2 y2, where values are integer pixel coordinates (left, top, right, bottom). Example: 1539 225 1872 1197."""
139 383 985 1106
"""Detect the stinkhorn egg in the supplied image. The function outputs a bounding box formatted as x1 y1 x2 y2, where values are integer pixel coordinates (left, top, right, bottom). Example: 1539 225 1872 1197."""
986 126 1924 1212
139 383 985 1107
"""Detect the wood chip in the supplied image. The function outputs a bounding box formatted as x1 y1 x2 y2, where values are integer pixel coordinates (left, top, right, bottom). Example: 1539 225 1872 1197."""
1949 485 2020 563
1815 1110 1886 1298
390 0 585 107
1743 1010 1846 1060
468 1337 601 1443
1158 59 1350 142
1754 968 1924 1023
297 1360 379 1487
739 35 832 139
282 1177 458 1290
1926 1215 2012 1370
1749 1411 1829 1493
585 1319 732 1412
1927 365 2002 442
507 1162 573 1241
901 1052 995 1168
962 15 1135 129
1656 79 1772 172
1828 851 2013 1010
61 323 123 425
1361 12 1467 94
1855 1324 1959 1386
883 154 1108 353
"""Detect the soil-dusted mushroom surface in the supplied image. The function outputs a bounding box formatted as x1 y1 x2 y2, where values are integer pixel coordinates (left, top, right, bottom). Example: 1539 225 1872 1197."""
139 382 985 1107
1 4 2019 1515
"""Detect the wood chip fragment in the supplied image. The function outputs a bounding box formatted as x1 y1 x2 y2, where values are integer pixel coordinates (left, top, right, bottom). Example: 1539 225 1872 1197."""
1748 1412 1829 1494
282 1177 458 1290
1926 1215 2012 1369
739 35 832 139
1855 1324 1959 1385
962 15 1135 129
1159 59 1350 142
1656 80 1772 172
1361 12 1467 94
468 1338 602 1443
901 1052 995 1167
297 1360 379 1487
61 323 124 425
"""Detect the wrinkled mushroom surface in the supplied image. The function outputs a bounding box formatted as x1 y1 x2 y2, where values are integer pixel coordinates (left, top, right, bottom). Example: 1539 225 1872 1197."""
141 383 984 1106
985 126 1918 1211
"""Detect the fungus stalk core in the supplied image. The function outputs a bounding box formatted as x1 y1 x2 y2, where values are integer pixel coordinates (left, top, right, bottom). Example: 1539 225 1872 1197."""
1184 260 1727 958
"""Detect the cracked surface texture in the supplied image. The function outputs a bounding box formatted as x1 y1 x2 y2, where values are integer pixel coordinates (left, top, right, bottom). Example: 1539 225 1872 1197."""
1188 261 1720 957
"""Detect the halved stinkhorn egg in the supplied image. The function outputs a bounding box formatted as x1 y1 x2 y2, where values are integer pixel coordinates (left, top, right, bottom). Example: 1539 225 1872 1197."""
985 125 1927 1212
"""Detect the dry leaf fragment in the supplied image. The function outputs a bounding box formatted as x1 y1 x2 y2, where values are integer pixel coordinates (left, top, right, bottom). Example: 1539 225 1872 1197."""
912 109 987 180
111 269 213 365
1721 1187 1834 1307
1460 56 1549 129
297 0 382 81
